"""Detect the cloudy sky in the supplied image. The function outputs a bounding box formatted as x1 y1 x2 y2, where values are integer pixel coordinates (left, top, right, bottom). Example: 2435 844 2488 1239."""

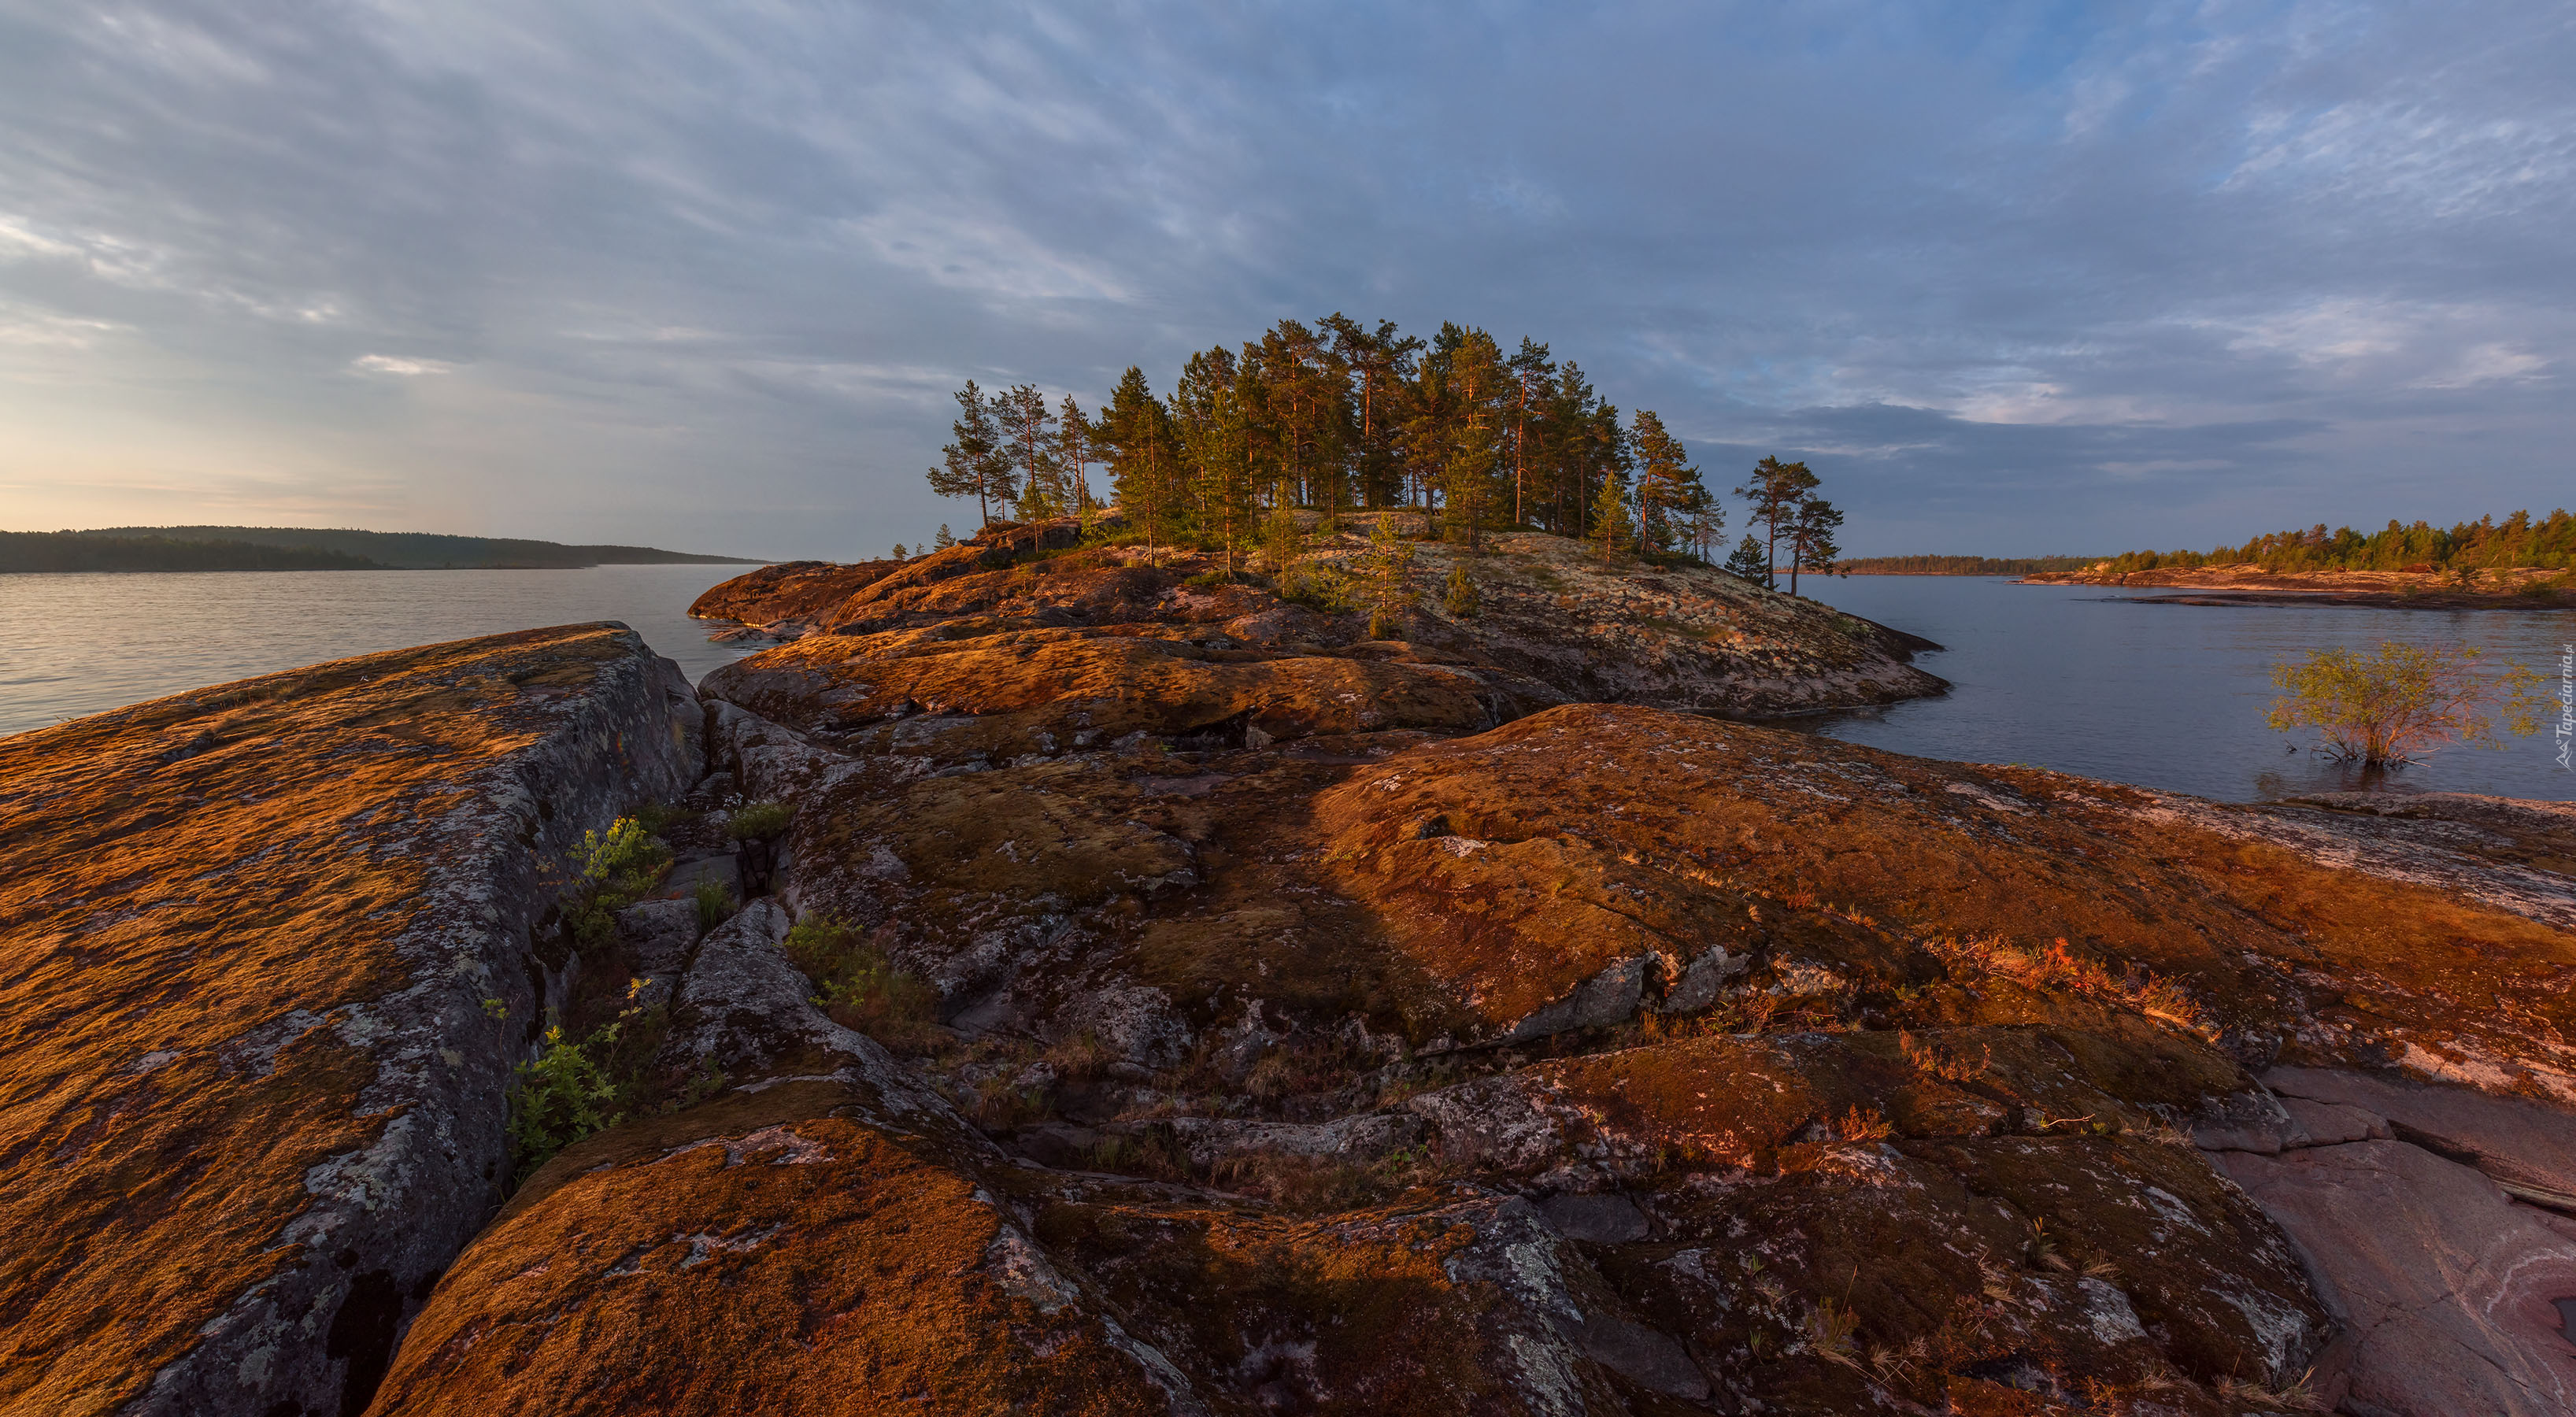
0 1 2567 559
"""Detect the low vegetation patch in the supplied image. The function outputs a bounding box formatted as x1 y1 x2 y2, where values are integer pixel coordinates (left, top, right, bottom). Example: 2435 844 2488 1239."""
561 815 672 956
725 799 794 842
504 979 726 1186
1930 934 2210 1035
781 915 946 1053
1275 559 1360 613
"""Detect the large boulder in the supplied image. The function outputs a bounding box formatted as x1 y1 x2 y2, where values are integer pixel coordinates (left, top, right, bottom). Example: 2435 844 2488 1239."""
0 625 698 1417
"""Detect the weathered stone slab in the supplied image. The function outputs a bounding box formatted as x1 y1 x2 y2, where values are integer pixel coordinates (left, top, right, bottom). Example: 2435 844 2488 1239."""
2219 1138 2576 1416
0 624 697 1417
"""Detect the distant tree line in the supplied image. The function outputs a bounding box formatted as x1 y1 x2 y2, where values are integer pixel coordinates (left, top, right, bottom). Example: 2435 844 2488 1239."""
0 531 377 574
1833 554 2100 576
2095 510 2576 575
923 315 1845 590
6 526 754 571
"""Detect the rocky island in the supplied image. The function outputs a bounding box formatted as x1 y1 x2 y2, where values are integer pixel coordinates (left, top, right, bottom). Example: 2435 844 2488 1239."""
2019 562 2576 610
7 521 2574 1415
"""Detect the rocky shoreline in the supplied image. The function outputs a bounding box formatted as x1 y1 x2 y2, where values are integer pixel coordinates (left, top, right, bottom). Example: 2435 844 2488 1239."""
2020 562 2576 610
7 535 2576 1415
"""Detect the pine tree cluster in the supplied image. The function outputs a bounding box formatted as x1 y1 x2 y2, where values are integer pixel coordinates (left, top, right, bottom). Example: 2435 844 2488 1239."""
924 315 1845 583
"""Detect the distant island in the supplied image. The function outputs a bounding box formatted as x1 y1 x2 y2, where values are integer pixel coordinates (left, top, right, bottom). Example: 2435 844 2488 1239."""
1 526 762 573
1831 553 2100 575
2049 509 2575 578
2015 509 2576 607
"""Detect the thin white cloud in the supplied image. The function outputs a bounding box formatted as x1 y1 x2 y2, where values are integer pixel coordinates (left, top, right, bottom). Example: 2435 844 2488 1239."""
351 353 454 376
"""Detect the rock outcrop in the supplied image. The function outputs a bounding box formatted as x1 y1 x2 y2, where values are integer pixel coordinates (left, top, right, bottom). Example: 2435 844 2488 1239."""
684 539 2576 1411
17 541 2576 1415
684 557 906 627
0 625 699 1417
690 518 1945 720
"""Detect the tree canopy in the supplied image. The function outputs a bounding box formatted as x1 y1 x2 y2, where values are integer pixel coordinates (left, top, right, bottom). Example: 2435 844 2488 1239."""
920 315 1837 580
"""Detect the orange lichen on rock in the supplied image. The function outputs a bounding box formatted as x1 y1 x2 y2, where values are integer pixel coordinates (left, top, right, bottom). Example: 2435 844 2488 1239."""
0 625 697 1417
22 523 2576 1415
368 1082 1190 1417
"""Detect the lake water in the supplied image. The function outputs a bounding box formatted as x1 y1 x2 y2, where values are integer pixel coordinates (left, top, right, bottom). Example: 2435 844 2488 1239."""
4 566 2570 804
1793 575 2576 803
0 564 764 737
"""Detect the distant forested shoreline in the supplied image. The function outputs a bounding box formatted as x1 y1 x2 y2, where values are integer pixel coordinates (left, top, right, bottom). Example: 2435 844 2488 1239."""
2086 510 2576 575
1 527 759 573
1832 554 2100 575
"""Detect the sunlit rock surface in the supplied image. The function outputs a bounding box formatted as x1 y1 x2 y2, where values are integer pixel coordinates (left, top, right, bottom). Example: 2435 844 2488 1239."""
0 625 697 1417
14 531 2576 1415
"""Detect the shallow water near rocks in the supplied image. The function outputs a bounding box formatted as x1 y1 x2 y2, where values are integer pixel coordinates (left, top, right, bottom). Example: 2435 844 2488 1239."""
5 564 2571 804
1793 574 2576 803
0 564 761 737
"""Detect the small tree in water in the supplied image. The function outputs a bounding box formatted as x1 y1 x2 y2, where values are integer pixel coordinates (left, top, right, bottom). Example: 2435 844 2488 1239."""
2267 642 2544 765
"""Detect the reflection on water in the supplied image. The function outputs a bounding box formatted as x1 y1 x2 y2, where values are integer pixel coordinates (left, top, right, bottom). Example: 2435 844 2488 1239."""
5 565 2570 804
0 564 763 737
1790 576 2575 804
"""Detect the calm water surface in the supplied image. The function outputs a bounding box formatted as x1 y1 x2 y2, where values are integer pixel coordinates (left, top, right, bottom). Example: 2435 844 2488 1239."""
5 566 2571 804
1794 575 2576 803
0 564 762 737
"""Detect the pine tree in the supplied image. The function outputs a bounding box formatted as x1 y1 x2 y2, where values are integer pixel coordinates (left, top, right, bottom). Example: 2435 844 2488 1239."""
891 542 909 561
1251 319 1352 526
997 383 1060 524
1787 496 1845 594
1175 346 1257 571
1442 561 1480 617
1101 366 1182 561
1438 327 1510 550
1630 410 1704 556
1673 484 1721 564
1723 533 1771 586
1736 456 1817 585
1053 395 1096 513
927 380 1015 527
1259 506 1305 574
1322 314 1420 512
1507 338 1553 528
1594 464 1632 561
1360 511 1416 639
935 524 956 549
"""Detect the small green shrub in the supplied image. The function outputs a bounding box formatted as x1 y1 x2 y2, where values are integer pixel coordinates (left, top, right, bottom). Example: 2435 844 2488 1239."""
560 816 672 957
503 979 693 1186
579 816 671 901
1183 568 1253 590
1442 562 1480 616
693 879 737 930
782 915 946 1053
726 800 794 842
1276 561 1359 613
1259 508 1304 573
505 1024 621 1183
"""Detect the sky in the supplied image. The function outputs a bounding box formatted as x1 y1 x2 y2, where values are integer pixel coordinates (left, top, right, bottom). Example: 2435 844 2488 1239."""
0 1 2568 561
